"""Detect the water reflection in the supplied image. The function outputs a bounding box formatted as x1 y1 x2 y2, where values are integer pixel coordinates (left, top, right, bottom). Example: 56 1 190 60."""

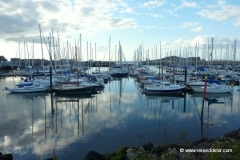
189 91 234 140
189 92 233 99
1 77 240 159
54 93 95 137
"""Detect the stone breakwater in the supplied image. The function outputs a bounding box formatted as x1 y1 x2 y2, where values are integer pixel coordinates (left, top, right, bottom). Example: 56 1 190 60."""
84 128 240 160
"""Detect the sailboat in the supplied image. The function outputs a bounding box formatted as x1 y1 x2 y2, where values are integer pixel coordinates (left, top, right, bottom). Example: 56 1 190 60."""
52 84 93 94
52 40 94 94
4 85 49 93
110 41 129 77
191 83 233 93
143 81 186 94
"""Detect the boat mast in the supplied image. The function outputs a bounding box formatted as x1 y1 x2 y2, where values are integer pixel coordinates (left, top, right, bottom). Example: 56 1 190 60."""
159 41 162 78
75 39 79 85
95 43 97 71
211 38 214 67
90 42 91 73
57 31 60 67
119 41 122 66
52 29 56 67
39 24 44 68
109 35 111 69
49 33 54 70
87 41 88 73
195 41 198 72
25 40 30 67
32 39 34 67
79 34 82 72
18 42 21 69
233 39 237 71
24 41 26 67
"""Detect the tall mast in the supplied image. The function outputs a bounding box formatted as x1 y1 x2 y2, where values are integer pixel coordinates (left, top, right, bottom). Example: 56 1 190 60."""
66 41 69 65
48 34 52 67
211 38 214 68
24 41 26 67
75 39 79 85
159 41 162 77
25 40 30 66
80 34 82 70
32 39 34 66
109 35 111 69
48 32 56 73
18 42 21 69
39 24 44 67
233 39 237 70
90 42 91 72
87 41 88 72
119 41 122 66
57 31 60 66
51 29 56 65
95 43 96 61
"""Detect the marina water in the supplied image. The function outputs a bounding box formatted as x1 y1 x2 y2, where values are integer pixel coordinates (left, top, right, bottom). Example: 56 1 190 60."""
0 73 240 159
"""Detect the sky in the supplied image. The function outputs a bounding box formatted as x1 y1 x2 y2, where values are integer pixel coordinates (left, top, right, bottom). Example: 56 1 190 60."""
0 0 240 62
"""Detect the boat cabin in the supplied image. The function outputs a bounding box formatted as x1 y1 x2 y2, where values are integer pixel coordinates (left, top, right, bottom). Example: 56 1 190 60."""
160 81 182 89
160 81 171 86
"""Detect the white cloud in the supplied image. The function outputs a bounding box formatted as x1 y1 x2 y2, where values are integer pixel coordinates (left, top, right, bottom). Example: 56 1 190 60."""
174 38 184 44
120 7 134 14
165 9 178 17
172 35 236 49
0 0 141 61
234 19 240 26
140 0 166 9
0 0 239 61
206 4 217 9
164 3 179 17
148 13 164 18
161 41 171 49
190 27 202 32
197 3 240 26
144 26 156 29
218 0 226 5
181 22 199 28
180 0 198 8
0 0 138 40
170 3 177 7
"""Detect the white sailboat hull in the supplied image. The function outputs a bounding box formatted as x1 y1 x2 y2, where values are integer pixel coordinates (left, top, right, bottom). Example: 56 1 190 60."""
191 86 233 93
143 82 186 94
5 86 49 93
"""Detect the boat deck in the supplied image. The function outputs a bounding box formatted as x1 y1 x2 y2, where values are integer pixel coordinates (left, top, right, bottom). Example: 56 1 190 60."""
0 73 32 76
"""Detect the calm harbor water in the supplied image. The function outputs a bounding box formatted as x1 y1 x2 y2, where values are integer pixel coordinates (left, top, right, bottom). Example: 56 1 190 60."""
0 74 240 160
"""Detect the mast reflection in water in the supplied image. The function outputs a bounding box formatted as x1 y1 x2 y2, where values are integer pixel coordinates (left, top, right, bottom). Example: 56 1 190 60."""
0 76 239 160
